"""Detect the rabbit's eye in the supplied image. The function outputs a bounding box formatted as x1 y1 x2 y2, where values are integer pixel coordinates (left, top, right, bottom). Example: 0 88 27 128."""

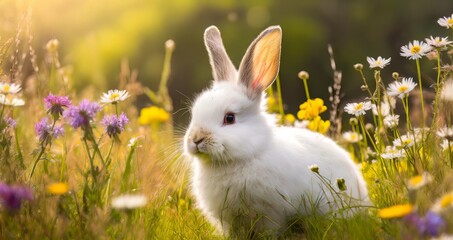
223 113 236 125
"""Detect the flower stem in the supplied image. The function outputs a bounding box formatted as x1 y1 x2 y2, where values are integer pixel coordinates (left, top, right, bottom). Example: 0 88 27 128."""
29 146 45 181
302 78 310 100
275 75 285 124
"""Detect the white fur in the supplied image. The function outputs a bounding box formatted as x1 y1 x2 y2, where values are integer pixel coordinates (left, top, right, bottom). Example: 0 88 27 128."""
184 26 370 235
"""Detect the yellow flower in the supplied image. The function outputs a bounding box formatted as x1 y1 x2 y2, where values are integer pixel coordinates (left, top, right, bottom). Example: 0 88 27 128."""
431 192 453 213
377 204 413 219
284 114 296 125
47 182 68 195
308 116 330 134
297 98 327 120
407 172 432 190
138 106 170 125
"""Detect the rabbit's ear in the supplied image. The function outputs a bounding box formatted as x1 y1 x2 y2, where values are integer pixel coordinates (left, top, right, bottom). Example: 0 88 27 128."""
204 26 237 82
238 26 281 99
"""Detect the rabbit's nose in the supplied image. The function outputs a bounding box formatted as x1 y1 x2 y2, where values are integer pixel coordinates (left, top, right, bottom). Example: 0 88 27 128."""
193 137 205 146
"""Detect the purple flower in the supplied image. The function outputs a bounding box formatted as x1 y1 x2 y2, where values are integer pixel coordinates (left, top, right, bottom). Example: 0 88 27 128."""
101 113 129 138
404 211 446 237
4 117 16 129
35 118 64 142
0 183 33 211
63 99 100 129
421 212 445 237
44 93 71 118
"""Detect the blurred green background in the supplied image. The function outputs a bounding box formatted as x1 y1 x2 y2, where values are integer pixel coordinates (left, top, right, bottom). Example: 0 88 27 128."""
1 0 453 124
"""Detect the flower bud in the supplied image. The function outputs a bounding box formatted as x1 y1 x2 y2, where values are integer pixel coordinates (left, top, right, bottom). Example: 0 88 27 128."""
353 63 363 71
392 72 399 80
349 117 358 126
298 71 309 80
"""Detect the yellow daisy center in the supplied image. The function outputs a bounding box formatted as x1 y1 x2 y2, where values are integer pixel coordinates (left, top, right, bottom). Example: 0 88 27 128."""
398 86 408 93
403 139 412 145
377 204 413 219
410 45 421 54
409 175 423 186
354 103 363 110
440 194 453 208
109 93 120 100
47 182 69 195
448 19 453 26
3 85 10 92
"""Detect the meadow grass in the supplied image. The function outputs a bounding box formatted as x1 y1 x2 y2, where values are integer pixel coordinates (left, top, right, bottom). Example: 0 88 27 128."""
1 13 453 240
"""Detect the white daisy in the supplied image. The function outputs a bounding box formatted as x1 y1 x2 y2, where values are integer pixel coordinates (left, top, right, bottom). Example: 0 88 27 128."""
425 36 453 49
380 146 405 160
371 98 394 117
100 89 130 104
438 14 453 29
111 194 147 210
387 77 417 99
127 137 139 148
400 40 432 60
407 172 432 190
366 56 391 69
440 79 453 102
342 131 362 143
437 126 453 139
441 139 453 152
0 95 25 106
344 101 372 117
384 114 399 128
0 82 21 94
393 134 415 148
431 192 453 214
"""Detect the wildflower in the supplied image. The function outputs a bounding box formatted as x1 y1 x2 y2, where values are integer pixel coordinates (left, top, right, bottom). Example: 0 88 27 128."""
400 40 432 60
138 106 170 125
344 101 372 117
440 80 453 102
387 77 417 99
437 14 453 29
0 82 21 94
298 71 309 80
342 131 362 143
63 99 101 129
404 212 446 237
307 116 330 134
392 72 399 80
44 93 71 118
380 146 405 159
284 113 296 126
366 56 391 69
308 164 319 173
100 89 130 104
2 117 16 129
431 192 453 213
101 113 129 138
0 183 33 211
165 39 175 51
353 63 363 71
436 126 453 140
111 194 147 210
384 114 399 128
336 178 347 191
371 99 394 117
0 95 25 106
377 203 413 219
297 98 327 120
128 137 139 148
47 182 68 195
440 139 453 152
408 172 432 190
45 39 59 53
393 134 415 148
35 118 64 142
425 36 453 49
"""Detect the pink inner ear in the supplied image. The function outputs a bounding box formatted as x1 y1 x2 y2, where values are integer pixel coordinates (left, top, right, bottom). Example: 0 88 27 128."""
251 61 271 90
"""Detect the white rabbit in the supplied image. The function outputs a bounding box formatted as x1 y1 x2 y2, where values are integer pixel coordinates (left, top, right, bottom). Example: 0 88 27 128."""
184 25 370 236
